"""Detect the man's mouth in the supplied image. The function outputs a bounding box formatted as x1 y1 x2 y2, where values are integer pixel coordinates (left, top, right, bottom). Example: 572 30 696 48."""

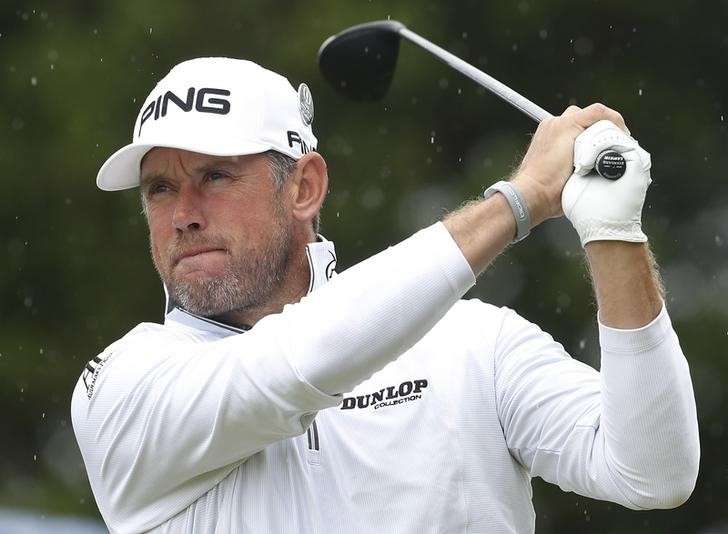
174 247 227 267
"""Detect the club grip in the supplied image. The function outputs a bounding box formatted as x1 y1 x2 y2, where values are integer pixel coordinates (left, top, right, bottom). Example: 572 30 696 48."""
595 150 627 180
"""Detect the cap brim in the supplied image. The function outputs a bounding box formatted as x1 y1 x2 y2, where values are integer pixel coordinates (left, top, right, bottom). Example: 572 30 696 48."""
96 140 279 191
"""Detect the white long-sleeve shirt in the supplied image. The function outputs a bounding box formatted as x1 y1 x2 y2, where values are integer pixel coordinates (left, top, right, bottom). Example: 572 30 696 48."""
71 223 700 533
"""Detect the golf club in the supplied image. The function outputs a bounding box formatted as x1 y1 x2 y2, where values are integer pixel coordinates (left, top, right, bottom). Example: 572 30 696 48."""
318 20 626 180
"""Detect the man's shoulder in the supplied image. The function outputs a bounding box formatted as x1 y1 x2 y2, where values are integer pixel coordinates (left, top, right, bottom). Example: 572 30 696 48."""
71 321 188 406
98 318 196 358
90 321 176 366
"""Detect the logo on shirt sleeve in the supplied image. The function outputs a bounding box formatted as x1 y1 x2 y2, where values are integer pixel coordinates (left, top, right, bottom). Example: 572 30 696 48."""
341 379 429 411
82 350 113 399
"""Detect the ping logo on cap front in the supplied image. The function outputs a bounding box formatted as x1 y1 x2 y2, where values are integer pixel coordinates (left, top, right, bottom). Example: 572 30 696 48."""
138 87 231 136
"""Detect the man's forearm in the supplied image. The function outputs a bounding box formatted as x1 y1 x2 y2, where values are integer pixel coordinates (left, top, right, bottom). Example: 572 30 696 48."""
585 241 664 329
442 194 515 275
443 176 551 276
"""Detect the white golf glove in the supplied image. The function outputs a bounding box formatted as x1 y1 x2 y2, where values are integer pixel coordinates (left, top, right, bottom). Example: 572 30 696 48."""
562 119 652 247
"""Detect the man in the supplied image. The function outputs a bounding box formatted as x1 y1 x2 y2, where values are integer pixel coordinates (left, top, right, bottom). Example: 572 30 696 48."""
72 57 699 533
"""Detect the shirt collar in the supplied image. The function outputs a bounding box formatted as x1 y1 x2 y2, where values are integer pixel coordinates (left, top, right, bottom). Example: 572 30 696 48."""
163 235 337 337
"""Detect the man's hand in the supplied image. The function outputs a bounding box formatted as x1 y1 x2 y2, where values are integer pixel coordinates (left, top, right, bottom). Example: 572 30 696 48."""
562 120 651 246
443 103 639 278
509 103 629 227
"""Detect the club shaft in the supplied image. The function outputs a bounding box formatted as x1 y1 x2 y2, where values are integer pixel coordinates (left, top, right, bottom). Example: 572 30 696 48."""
399 28 553 123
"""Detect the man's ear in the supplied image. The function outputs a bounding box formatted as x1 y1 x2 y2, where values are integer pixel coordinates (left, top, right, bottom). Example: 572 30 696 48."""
289 152 328 226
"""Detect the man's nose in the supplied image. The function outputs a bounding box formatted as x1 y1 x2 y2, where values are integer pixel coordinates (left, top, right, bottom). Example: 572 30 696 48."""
172 186 207 232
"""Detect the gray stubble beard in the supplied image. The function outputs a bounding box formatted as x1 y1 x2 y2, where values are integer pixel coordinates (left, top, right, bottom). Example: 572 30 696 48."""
160 217 294 318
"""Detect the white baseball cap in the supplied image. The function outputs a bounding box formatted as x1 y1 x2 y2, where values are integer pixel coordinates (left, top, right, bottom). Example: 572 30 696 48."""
96 57 318 191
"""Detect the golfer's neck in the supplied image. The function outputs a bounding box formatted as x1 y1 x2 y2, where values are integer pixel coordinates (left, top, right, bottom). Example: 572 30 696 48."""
215 252 311 329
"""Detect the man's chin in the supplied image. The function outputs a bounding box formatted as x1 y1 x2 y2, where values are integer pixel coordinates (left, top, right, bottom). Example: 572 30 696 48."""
167 277 237 317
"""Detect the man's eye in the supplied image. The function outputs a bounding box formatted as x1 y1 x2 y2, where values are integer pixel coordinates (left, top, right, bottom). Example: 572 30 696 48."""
147 183 170 196
206 171 229 182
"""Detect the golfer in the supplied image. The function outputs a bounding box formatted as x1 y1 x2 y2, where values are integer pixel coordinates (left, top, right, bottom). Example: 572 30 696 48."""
72 57 699 534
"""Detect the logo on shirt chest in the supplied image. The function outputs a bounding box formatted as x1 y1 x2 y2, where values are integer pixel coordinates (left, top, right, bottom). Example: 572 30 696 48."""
341 379 429 411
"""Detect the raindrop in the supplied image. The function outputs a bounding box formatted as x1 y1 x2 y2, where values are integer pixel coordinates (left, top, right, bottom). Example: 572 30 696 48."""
149 27 153 34
539 29 548 39
579 339 586 350
30 76 37 86
638 88 643 96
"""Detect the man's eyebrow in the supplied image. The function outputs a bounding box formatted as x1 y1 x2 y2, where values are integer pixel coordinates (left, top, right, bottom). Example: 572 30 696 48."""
194 159 242 175
139 172 168 187
140 159 245 186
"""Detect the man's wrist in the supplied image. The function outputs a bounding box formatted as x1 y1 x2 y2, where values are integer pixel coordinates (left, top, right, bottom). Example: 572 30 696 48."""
483 181 531 242
509 173 552 228
584 240 664 329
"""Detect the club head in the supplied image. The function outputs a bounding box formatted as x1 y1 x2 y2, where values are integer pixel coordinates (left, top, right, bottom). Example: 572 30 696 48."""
318 20 406 101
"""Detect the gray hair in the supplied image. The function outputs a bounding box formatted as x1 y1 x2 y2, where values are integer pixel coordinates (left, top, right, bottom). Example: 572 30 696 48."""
264 150 320 234
265 150 297 189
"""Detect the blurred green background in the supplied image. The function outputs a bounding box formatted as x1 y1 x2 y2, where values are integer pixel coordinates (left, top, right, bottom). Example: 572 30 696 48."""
1 0 727 532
